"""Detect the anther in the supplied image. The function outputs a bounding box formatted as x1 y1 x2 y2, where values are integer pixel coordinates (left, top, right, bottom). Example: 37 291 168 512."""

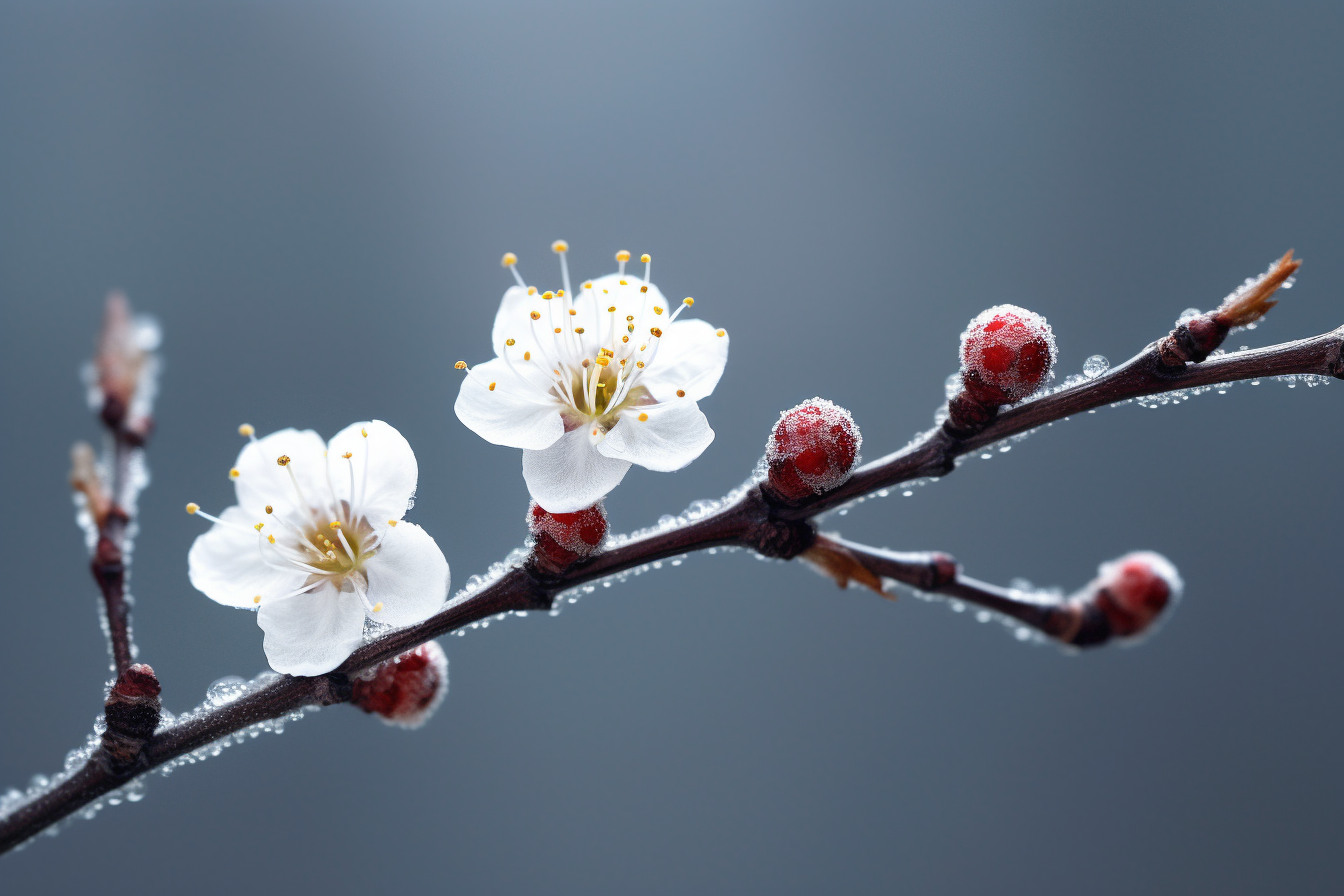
619 279 628 286
267 534 276 544
552 240 569 253
557 289 565 298
542 290 553 300
342 451 352 459
616 250 631 262
185 503 200 514
524 351 531 360
622 335 629 343
501 252 518 267
650 327 663 338
683 297 694 306
229 468 241 478
608 306 617 312
640 254 651 263
276 455 291 467
505 338 516 346
638 412 649 421
676 389 686 398
361 428 368 438
489 382 497 391
636 361 645 368
582 359 591 368
575 327 585 334
716 329 726 337
530 311 541 320
626 315 634 322
455 360 467 369
640 286 648 293
387 520 398 526
330 521 342 529
265 505 273 513
568 308 577 316
554 327 562 334
653 306 664 314
373 602 384 613
253 595 261 604
238 423 255 437
254 523 264 531
527 286 537 295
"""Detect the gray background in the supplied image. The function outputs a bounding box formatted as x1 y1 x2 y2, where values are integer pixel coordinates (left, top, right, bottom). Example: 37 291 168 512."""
2 2 1342 893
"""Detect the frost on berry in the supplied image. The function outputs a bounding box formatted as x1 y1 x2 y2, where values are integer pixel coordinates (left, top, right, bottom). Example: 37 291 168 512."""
528 501 608 575
351 641 448 729
764 398 861 504
1089 551 1182 640
959 304 1057 406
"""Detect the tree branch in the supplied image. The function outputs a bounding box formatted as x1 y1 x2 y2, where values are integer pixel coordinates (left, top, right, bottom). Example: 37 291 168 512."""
4 309 1341 853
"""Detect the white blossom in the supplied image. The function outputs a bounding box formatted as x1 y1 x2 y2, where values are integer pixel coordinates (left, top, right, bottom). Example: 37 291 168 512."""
454 244 729 512
186 421 449 677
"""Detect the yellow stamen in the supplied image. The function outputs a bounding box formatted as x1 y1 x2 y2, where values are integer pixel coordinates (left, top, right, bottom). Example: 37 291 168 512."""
530 311 541 320
638 412 649 421
361 427 369 437
185 503 199 514
683 297 694 306
229 467 240 479
238 423 255 437
640 285 648 293
552 240 569 253
267 534 276 544
542 290 554 300
254 523 264 531
388 519 398 526
640 253 651 263
557 289 565 297
716 329 726 337
265 505 273 514
505 338 516 346
453 360 467 370
568 308 577 316
653 306 664 315
489 382 497 391
608 305 617 312
501 252 518 267
650 327 663 338
527 286 537 295
253 595 261 604
619 279 628 286
276 455 291 467
636 361 645 368
676 389 686 398
595 356 610 367
554 327 562 334
615 250 631 262
575 327 585 334
524 351 531 360
622 335 629 343
342 451 352 459
372 602 384 613
330 521 342 529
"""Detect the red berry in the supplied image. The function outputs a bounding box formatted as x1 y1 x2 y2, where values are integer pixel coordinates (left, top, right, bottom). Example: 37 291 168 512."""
765 398 861 503
351 641 448 729
960 305 1057 405
528 501 608 574
1091 551 1182 639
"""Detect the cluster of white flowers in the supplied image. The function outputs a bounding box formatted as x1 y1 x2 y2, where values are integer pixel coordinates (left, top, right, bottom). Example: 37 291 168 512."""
187 242 728 678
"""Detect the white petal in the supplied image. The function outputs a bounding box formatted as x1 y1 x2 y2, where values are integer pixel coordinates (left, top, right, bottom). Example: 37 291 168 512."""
326 420 418 522
188 505 308 608
258 581 367 676
363 522 450 627
640 318 729 402
597 400 715 472
522 427 632 512
454 357 567 451
232 428 330 520
491 284 546 356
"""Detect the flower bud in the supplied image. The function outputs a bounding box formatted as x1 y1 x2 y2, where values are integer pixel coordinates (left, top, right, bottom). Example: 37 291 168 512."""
1088 551 1182 640
959 304 1056 406
351 641 448 729
528 501 607 575
102 664 161 769
764 398 861 504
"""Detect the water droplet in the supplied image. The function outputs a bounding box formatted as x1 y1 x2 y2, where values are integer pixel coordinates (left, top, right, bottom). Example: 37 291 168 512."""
1083 355 1109 379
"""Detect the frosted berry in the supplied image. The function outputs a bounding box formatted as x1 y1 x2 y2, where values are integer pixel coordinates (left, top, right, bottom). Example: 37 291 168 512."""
1091 551 1182 639
764 398 861 504
351 641 448 729
959 304 1057 406
528 501 608 575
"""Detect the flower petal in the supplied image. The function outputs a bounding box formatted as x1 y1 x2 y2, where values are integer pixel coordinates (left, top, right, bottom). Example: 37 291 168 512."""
232 428 329 520
522 427 632 512
188 505 309 608
257 581 367 676
363 521 450 627
326 420 418 522
640 318 729 402
491 284 546 356
454 357 567 450
598 400 715 472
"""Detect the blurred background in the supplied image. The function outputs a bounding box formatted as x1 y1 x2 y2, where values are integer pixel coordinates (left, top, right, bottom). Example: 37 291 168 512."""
2 2 1342 893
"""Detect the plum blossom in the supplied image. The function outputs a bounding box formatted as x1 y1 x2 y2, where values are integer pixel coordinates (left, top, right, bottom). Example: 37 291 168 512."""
186 421 450 676
454 243 729 512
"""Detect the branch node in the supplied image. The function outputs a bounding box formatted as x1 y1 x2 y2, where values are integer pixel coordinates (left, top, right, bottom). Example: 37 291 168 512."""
102 664 161 772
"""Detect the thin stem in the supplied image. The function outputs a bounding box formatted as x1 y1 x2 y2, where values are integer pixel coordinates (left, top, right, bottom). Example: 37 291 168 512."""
4 320 1341 854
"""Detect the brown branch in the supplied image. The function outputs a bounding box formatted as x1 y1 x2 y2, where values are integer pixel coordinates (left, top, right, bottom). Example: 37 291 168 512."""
5 303 1342 853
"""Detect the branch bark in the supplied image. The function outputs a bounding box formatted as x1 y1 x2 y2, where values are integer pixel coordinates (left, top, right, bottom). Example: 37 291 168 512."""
4 321 1341 855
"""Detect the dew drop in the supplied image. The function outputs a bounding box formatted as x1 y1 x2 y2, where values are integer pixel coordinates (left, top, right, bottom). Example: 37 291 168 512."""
1082 355 1109 379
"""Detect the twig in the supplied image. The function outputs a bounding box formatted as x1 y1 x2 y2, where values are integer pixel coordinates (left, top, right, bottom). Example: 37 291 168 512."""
3 303 1341 853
